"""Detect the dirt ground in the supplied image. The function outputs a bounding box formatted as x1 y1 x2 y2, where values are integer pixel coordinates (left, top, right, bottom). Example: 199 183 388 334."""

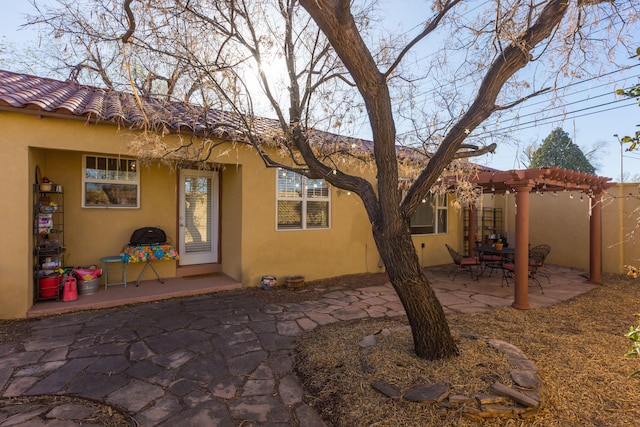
293 273 640 426
245 272 391 305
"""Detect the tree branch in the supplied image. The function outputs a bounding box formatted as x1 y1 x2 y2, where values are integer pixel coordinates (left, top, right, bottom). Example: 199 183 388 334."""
384 0 462 78
453 143 497 159
402 0 570 216
121 0 136 43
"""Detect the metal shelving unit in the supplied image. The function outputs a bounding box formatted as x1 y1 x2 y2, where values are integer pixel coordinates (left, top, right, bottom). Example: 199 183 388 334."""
33 184 65 301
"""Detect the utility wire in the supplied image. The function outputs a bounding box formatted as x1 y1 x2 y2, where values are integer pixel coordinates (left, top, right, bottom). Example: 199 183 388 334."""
392 66 640 140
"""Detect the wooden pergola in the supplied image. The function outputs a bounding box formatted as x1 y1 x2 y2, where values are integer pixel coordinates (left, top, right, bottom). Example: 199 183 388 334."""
468 166 613 309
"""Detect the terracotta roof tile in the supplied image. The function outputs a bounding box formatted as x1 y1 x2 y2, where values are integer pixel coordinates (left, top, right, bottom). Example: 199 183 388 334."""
0 69 398 163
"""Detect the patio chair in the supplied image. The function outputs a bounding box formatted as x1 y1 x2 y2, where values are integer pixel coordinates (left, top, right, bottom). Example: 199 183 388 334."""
529 244 551 283
501 259 544 293
445 244 481 281
478 250 503 277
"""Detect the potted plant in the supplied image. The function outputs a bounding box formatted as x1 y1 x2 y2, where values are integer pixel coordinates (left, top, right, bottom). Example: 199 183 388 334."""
495 239 504 251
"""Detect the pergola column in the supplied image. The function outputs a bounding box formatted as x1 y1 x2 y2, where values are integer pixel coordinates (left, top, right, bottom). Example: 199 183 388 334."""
589 192 603 284
513 186 531 310
469 204 477 257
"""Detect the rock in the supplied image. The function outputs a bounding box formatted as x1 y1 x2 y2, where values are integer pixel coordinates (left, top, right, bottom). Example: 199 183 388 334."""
473 393 506 404
448 394 475 405
490 382 540 408
403 384 449 403
371 380 401 399
360 358 375 374
509 369 540 389
359 334 377 348
481 403 532 417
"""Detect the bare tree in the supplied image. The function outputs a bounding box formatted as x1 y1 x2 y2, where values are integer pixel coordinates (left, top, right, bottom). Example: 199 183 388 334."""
29 0 639 360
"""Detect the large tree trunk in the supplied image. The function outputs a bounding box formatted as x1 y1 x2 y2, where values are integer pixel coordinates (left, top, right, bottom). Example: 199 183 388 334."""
373 220 457 360
299 0 458 360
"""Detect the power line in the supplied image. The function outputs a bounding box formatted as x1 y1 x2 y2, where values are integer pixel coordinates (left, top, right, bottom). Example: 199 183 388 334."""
390 65 640 140
467 100 637 140
468 98 638 139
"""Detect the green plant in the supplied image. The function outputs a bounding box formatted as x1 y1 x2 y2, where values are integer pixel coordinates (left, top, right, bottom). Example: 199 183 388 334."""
625 265 640 378
625 314 640 378
615 47 640 152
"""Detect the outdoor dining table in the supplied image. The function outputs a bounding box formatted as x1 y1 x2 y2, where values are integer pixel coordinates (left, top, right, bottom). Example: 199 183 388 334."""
476 245 515 258
475 245 515 277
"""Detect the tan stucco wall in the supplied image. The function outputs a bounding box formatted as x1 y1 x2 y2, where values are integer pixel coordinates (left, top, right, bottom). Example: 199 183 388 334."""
0 112 184 318
37 149 179 278
220 164 243 282
528 191 591 269
1 109 466 318
602 183 640 273
5 105 636 320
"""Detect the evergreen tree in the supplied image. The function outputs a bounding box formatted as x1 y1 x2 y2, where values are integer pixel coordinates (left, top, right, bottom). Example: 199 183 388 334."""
530 128 596 174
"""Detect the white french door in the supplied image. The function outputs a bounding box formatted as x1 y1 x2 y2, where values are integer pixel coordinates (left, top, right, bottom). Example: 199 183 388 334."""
178 169 219 265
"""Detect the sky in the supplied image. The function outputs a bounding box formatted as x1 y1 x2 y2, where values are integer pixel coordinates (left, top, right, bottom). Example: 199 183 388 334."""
1 1 639 182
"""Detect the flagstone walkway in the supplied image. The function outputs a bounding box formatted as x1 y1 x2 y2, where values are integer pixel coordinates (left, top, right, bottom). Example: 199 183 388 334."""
0 264 596 426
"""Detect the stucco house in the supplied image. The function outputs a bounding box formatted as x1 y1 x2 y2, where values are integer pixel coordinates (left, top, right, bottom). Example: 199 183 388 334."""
1 69 468 319
2 69 636 320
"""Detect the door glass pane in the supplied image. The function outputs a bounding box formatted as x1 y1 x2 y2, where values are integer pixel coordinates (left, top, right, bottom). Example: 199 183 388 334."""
185 177 212 253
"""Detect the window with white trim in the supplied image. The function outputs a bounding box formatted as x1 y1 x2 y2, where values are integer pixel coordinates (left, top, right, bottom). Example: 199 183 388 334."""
82 155 139 208
410 193 447 234
276 169 330 230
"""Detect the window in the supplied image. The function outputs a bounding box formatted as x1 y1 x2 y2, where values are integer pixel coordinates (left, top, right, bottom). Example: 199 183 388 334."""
276 169 330 230
411 193 447 234
82 155 139 208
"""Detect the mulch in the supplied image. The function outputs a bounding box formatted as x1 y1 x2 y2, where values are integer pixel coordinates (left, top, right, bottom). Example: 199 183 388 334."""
294 273 640 426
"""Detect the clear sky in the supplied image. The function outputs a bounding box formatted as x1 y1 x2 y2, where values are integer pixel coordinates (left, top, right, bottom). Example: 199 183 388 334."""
1 1 639 181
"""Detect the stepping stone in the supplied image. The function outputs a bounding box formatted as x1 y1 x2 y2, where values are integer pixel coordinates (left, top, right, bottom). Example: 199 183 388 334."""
403 384 449 403
371 380 401 399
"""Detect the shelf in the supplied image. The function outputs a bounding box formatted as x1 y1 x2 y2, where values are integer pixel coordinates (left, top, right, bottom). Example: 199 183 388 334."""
34 246 66 257
34 183 64 302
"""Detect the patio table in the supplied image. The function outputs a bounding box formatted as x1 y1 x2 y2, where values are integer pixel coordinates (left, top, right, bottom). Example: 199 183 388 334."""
121 244 179 286
476 245 515 277
476 245 515 257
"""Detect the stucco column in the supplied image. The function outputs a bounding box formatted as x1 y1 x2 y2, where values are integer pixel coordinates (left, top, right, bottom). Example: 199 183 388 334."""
469 204 477 257
513 187 531 310
589 192 603 284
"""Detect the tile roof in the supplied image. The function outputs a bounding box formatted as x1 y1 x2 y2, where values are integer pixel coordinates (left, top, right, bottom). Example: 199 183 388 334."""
5 69 609 188
0 68 284 138
0 68 481 174
0 69 376 150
